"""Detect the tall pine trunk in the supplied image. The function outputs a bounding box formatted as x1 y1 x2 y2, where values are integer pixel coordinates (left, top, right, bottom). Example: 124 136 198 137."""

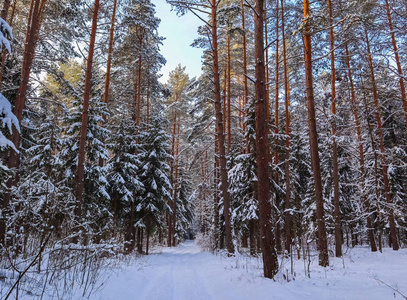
254 0 278 278
273 0 282 254
168 112 177 247
241 0 248 153
280 0 292 254
227 33 231 153
384 0 407 128
99 0 117 167
264 2 270 125
211 0 233 254
303 0 329 267
75 0 100 225
172 116 180 246
328 0 342 258
102 0 117 107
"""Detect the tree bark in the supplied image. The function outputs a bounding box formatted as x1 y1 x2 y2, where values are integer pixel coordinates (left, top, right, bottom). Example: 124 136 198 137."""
280 0 292 254
303 0 329 267
274 0 279 167
98 0 117 167
213 157 220 248
136 52 142 131
241 0 249 153
0 0 11 26
172 116 180 246
264 1 270 125
146 79 150 126
328 0 342 258
249 219 256 256
168 112 177 247
254 0 278 278
102 0 117 107
273 0 282 254
227 33 231 153
75 0 100 224
211 0 233 254
384 0 407 128
223 70 227 137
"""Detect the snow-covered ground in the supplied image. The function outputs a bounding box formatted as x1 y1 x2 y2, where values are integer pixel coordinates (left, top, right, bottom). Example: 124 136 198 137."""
86 240 407 300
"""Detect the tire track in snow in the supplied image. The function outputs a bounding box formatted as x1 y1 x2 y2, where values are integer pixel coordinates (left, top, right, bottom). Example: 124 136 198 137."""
171 251 213 300
138 256 175 300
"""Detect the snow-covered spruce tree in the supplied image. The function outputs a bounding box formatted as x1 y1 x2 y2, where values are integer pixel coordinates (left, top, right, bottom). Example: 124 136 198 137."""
0 15 17 247
12 97 74 264
136 115 172 255
106 117 144 237
228 152 258 253
228 98 258 255
60 63 111 243
174 167 194 242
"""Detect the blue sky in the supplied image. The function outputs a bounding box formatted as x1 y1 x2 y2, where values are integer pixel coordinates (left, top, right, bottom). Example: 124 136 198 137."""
153 0 204 83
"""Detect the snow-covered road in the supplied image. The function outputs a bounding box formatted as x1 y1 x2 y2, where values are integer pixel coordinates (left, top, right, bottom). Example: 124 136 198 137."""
132 242 213 300
90 241 249 300
88 240 407 300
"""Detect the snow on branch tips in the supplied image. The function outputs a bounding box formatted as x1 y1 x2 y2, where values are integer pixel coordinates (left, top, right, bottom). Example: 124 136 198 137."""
0 17 12 53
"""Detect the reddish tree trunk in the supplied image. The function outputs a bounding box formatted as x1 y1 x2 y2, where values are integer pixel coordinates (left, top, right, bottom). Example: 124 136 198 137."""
146 79 150 126
264 2 270 125
384 0 407 128
328 0 342 258
172 116 180 246
98 0 117 167
223 70 227 136
249 219 256 256
102 0 117 106
146 223 150 255
241 0 249 153
227 33 231 153
303 0 329 267
75 0 100 224
136 53 142 130
211 0 233 254
280 0 292 254
254 0 278 278
0 0 10 25
213 125 220 248
168 112 177 247
273 0 282 254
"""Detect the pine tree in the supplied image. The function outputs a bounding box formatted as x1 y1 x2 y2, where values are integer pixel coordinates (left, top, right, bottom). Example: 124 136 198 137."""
302 0 329 267
253 0 278 278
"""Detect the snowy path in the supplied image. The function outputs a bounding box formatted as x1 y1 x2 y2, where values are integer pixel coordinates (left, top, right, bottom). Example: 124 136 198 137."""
89 241 407 300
